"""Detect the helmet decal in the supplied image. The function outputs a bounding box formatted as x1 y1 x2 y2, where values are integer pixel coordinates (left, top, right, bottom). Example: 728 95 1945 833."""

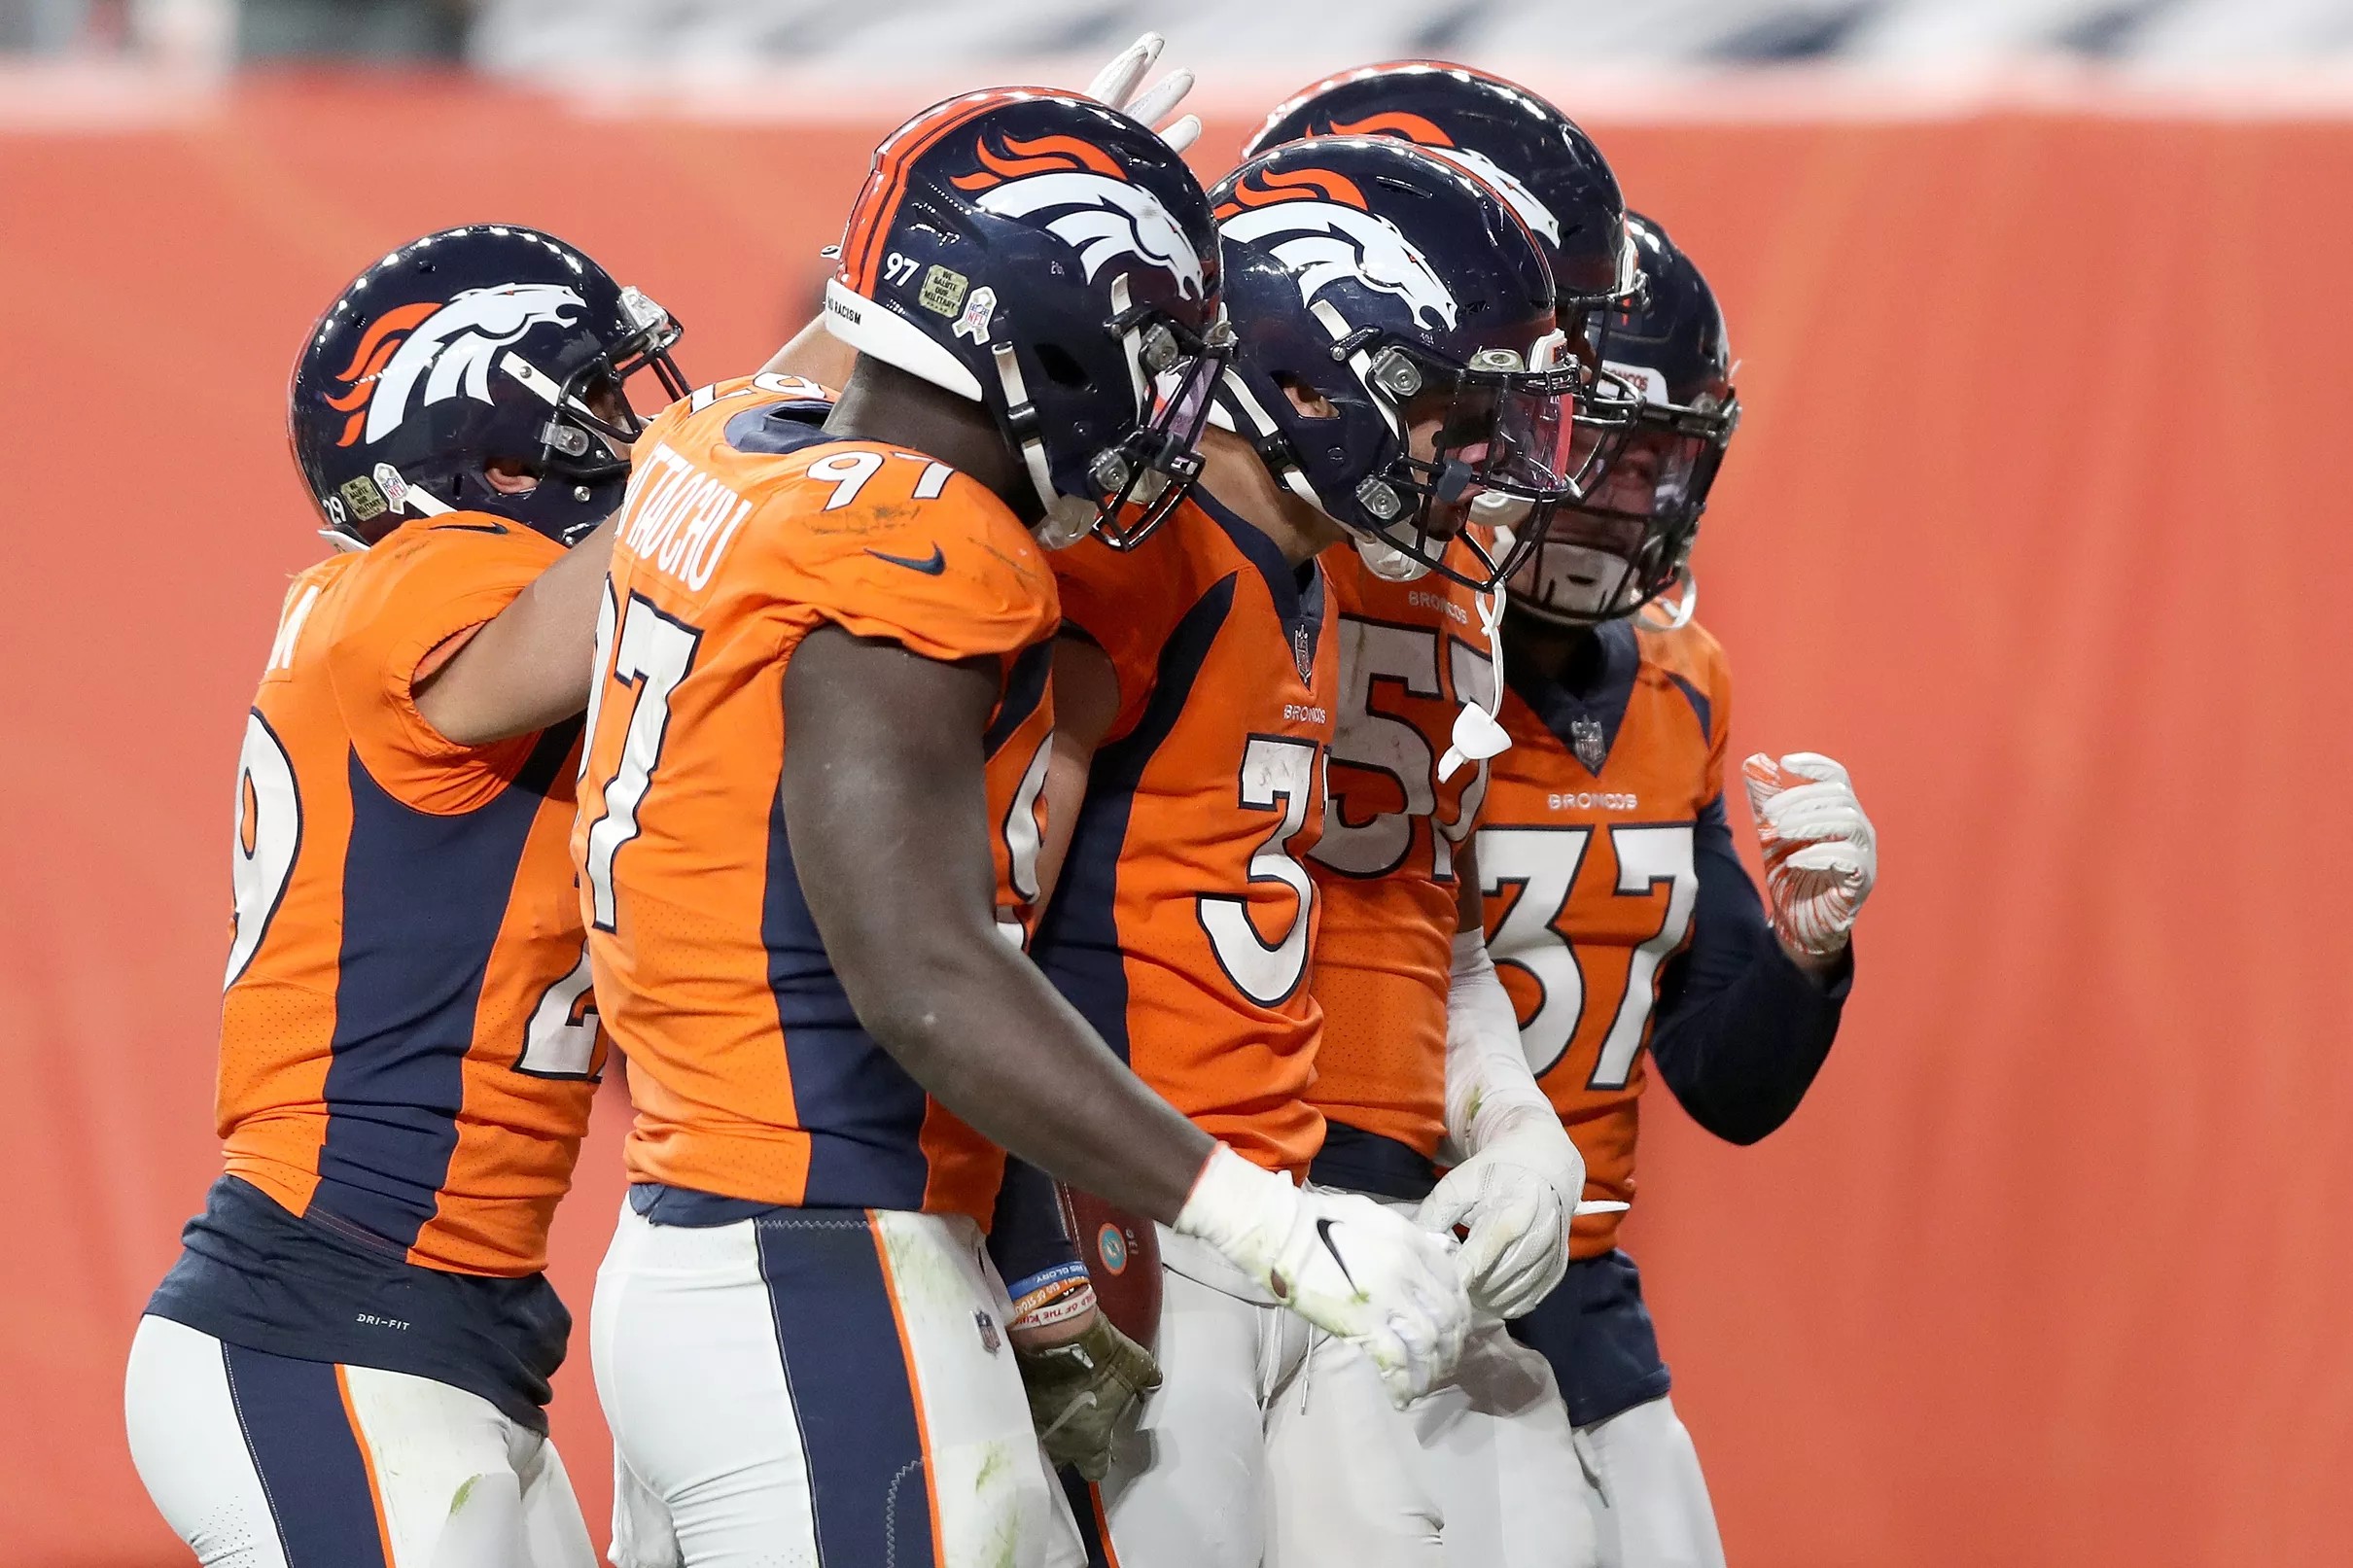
1321 111 1561 246
949 131 1207 301
333 283 586 447
950 130 1128 186
1214 164 1369 212
1218 198 1459 331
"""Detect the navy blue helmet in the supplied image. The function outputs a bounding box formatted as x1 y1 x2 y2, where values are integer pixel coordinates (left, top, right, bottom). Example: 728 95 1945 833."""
822 88 1226 549
289 225 687 548
1510 214 1740 627
1211 135 1579 590
1247 62 1635 330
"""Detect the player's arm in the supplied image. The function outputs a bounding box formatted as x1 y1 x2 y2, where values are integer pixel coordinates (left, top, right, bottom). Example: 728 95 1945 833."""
413 516 616 745
1646 792 1855 1145
1030 633 1124 910
784 624 1470 1403
782 624 1212 1216
1416 843 1586 1318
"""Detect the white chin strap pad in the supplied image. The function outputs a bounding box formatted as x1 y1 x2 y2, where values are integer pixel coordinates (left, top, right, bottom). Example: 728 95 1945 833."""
822 277 985 401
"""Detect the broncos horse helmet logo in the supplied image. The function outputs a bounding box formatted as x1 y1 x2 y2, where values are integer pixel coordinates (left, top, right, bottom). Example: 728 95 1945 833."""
953 134 1206 301
1216 167 1460 332
324 283 586 447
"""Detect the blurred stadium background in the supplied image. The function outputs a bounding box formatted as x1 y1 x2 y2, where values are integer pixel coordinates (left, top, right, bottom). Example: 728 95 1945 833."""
6 2 2352 1565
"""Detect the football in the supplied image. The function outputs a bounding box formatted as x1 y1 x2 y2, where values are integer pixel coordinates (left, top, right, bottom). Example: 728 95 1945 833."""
1056 1182 1163 1348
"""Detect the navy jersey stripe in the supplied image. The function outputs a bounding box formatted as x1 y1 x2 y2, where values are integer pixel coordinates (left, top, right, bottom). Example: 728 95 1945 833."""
984 639 1053 756
315 721 576 1251
221 1342 390 1568
1664 670 1712 743
762 786 931 1211
755 1213 933 1564
1030 575 1238 1060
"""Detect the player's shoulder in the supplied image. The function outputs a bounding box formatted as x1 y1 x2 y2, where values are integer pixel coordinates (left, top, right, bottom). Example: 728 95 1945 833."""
1634 611 1728 689
326 513 557 634
694 433 1059 660
1322 537 1485 637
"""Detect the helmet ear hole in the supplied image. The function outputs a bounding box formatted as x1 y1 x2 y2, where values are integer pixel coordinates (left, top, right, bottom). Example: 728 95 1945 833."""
1273 374 1339 420
1034 342 1092 390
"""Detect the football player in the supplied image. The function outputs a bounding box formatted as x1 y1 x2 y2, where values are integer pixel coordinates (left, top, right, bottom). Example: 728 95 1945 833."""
1018 132 1584 1568
123 225 688 1568
1239 63 1642 1568
565 91 1468 1568
1483 214 1877 1568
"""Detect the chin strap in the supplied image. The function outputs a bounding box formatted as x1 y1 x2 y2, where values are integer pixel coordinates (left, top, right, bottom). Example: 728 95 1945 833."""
1636 568 1699 633
1438 578 1512 783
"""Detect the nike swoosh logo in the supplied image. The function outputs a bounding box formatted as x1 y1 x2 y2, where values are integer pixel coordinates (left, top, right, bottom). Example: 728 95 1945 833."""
865 544 946 575
1314 1218 1359 1293
436 520 510 536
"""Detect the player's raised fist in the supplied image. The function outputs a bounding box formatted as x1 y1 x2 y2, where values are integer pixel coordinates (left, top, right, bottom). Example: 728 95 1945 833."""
1742 751 1877 960
1175 1146 1471 1405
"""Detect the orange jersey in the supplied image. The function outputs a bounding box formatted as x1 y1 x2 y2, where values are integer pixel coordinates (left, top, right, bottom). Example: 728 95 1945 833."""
1030 490 1338 1177
1477 615 1727 1256
220 517 605 1277
1305 542 1500 1170
576 375 1057 1223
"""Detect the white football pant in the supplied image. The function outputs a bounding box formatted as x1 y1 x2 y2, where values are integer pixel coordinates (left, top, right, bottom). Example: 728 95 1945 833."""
1573 1396 1726 1568
1084 1227 1317 1568
592 1199 1081 1568
124 1313 595 1568
1264 1316 1597 1568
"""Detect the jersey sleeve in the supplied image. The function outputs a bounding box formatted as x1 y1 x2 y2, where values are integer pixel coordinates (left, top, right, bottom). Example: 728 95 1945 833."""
323 520 564 815
761 461 1059 667
1047 534 1176 740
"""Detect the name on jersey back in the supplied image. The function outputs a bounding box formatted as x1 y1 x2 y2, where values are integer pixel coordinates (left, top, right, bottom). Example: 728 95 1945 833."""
617 440 752 591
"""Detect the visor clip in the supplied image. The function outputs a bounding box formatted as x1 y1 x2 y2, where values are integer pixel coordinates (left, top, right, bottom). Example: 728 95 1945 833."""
541 421 592 459
1368 347 1422 399
1355 476 1404 521
1089 450 1136 495
1433 458 1473 504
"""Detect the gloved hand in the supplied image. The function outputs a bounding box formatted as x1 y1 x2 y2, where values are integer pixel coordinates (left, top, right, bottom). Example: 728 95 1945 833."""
1416 1106 1581 1319
1009 1301 1160 1481
1742 751 1876 960
1176 1145 1470 1405
1083 32 1203 152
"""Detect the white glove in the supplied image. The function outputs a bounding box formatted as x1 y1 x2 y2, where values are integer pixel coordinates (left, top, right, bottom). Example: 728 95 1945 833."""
1417 1106 1579 1319
1176 1145 1469 1405
1742 751 1876 958
1083 32 1202 153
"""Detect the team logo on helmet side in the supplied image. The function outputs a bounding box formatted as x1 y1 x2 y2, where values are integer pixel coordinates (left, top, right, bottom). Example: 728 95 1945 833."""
951 132 1206 300
323 283 586 447
1315 111 1563 248
1217 167 1459 331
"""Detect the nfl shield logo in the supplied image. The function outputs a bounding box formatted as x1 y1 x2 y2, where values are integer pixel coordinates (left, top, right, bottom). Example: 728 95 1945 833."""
1292 624 1314 684
975 1310 1001 1355
1570 715 1608 774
